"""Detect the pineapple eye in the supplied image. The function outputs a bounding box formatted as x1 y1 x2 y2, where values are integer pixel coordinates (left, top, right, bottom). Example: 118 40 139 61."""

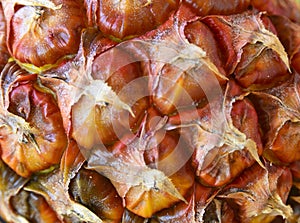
5 0 87 67
0 62 67 178
84 0 180 39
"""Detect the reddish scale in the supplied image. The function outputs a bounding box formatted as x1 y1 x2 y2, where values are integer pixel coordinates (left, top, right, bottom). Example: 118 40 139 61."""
220 202 240 223
92 49 149 145
201 16 237 75
261 15 278 34
149 63 213 115
290 161 300 180
194 182 215 207
270 15 300 74
69 168 124 222
143 107 194 182
249 75 300 164
144 130 192 175
183 0 251 16
185 20 225 75
251 0 300 23
234 43 290 90
142 106 164 165
7 0 87 67
234 16 290 89
193 182 225 222
142 8 227 115
221 163 293 222
85 0 179 39
276 165 294 202
292 53 300 73
59 139 85 183
152 189 195 222
231 99 263 155
202 13 290 89
199 98 263 187
107 107 194 218
0 66 67 177
124 158 195 218
168 81 263 187
271 121 300 164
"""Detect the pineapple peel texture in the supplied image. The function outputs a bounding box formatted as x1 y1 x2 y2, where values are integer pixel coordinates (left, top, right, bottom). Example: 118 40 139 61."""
80 80 135 117
72 12 227 149
223 12 291 72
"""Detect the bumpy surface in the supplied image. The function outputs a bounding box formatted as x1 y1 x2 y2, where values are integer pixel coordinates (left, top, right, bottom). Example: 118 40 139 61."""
0 0 300 222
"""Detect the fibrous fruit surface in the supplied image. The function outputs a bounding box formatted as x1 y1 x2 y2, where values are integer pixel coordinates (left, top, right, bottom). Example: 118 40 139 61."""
0 0 300 222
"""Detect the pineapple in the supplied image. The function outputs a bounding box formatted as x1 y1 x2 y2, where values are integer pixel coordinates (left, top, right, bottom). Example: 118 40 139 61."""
0 0 300 222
